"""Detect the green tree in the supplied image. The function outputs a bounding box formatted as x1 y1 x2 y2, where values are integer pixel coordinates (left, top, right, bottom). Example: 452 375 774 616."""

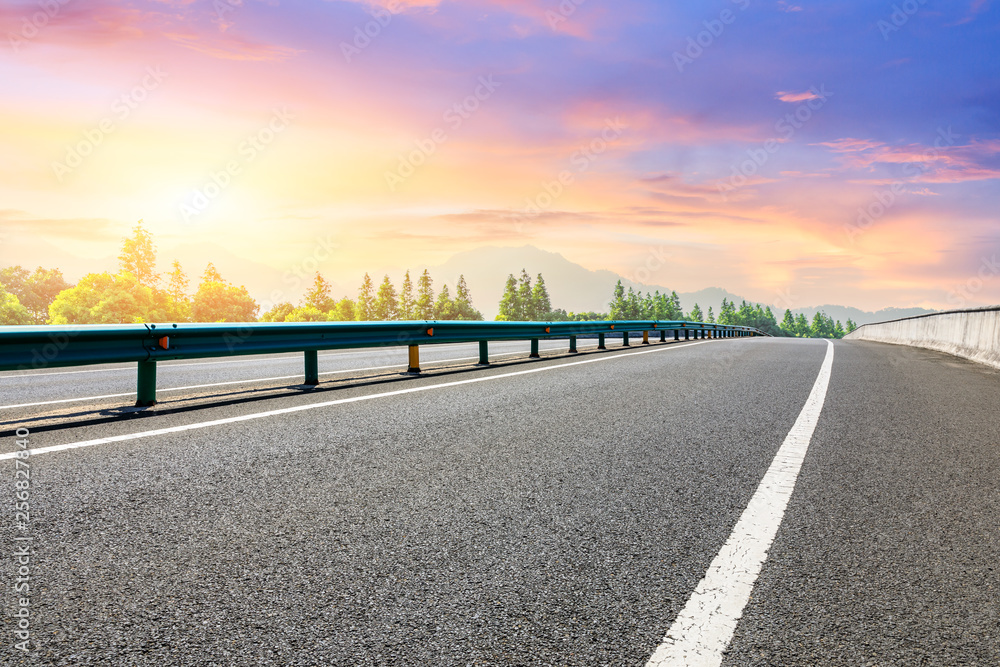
794 313 810 337
454 275 483 320
781 309 795 334
374 275 398 320
284 306 329 322
0 266 71 324
415 269 434 319
810 312 827 338
668 291 683 319
332 298 356 322
707 306 715 323
530 273 552 320
625 287 641 319
165 260 191 321
49 272 172 324
118 220 158 286
191 264 258 322
0 282 32 324
303 272 336 313
261 302 295 322
496 274 518 321
516 270 532 320
609 280 627 320
434 284 457 319
689 303 704 321
399 270 414 320
834 320 846 338
356 273 376 321
845 318 858 333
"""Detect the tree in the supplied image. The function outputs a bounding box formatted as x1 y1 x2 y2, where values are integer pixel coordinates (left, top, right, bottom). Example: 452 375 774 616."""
810 312 827 338
0 266 71 324
530 273 552 320
689 303 704 321
374 275 398 320
834 320 846 338
356 273 375 321
434 284 457 320
49 272 173 324
0 282 32 324
262 302 295 322
707 306 715 323
332 297 356 322
303 272 335 313
668 291 683 319
845 318 858 333
191 265 258 322
284 306 329 322
454 275 483 320
399 270 414 320
625 287 642 319
119 220 158 286
415 270 434 319
496 274 518 321
781 309 795 335
516 270 532 321
609 280 627 320
794 313 810 337
165 260 191 321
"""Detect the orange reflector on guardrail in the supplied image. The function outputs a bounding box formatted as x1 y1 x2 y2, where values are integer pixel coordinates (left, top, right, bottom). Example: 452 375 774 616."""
158 336 169 350
544 327 550 333
427 328 434 336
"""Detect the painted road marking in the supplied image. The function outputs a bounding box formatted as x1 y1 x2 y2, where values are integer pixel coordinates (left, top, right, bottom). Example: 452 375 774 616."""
0 341 708 460
0 342 601 410
645 339 835 667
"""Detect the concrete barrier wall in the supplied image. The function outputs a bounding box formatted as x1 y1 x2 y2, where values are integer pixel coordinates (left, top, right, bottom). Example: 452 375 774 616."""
845 307 1000 370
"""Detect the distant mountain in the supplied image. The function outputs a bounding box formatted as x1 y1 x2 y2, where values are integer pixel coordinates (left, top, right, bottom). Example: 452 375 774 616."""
430 245 937 324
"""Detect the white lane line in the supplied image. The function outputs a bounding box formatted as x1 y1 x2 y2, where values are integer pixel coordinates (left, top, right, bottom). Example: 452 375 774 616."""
0 343 480 378
645 339 835 667
0 341 708 460
0 343 601 410
0 340 597 378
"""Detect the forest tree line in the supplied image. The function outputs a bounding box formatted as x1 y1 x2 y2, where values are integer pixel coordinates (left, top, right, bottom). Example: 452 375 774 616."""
0 222 857 338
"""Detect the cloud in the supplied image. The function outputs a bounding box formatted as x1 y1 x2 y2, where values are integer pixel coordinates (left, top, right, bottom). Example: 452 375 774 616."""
775 90 820 103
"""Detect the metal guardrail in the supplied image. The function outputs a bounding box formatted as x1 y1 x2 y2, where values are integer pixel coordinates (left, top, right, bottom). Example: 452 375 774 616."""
0 320 767 405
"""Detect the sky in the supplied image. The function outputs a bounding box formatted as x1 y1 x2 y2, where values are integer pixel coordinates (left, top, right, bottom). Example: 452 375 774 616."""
1 0 998 312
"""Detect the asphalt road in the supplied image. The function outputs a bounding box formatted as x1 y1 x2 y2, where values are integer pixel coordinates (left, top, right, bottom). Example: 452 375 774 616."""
1 337 997 665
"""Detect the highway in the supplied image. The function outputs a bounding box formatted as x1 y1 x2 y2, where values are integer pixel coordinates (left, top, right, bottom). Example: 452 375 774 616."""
2 336 998 665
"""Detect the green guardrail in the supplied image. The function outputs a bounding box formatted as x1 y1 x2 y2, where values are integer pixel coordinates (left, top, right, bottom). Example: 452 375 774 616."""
0 320 768 406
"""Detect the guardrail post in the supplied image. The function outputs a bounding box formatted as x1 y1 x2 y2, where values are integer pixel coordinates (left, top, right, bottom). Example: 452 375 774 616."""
136 360 157 406
304 350 319 385
623 331 630 347
407 345 421 373
642 331 650 345
598 333 606 349
674 330 679 341
478 340 489 365
569 335 578 353
530 339 540 358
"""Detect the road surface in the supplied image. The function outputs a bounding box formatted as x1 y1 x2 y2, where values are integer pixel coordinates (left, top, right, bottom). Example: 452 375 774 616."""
1 336 997 665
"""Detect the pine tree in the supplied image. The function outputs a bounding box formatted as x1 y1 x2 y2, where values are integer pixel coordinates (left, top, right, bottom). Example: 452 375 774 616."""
454 275 482 320
689 303 704 321
609 280 627 320
516 270 532 321
781 309 795 334
669 291 683 319
626 287 642 319
834 320 846 338
434 284 457 319
707 306 715 323
356 273 375 321
415 269 434 319
530 273 552 320
399 270 414 320
374 275 398 320
303 272 335 312
496 274 518 321
119 220 158 286
794 313 809 337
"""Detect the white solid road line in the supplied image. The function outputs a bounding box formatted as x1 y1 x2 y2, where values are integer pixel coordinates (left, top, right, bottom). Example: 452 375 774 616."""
0 342 484 378
0 341 707 460
0 343 601 410
645 339 835 667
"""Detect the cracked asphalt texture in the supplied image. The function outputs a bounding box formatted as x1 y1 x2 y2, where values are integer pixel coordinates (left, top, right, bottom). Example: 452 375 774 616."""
1 337 997 665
